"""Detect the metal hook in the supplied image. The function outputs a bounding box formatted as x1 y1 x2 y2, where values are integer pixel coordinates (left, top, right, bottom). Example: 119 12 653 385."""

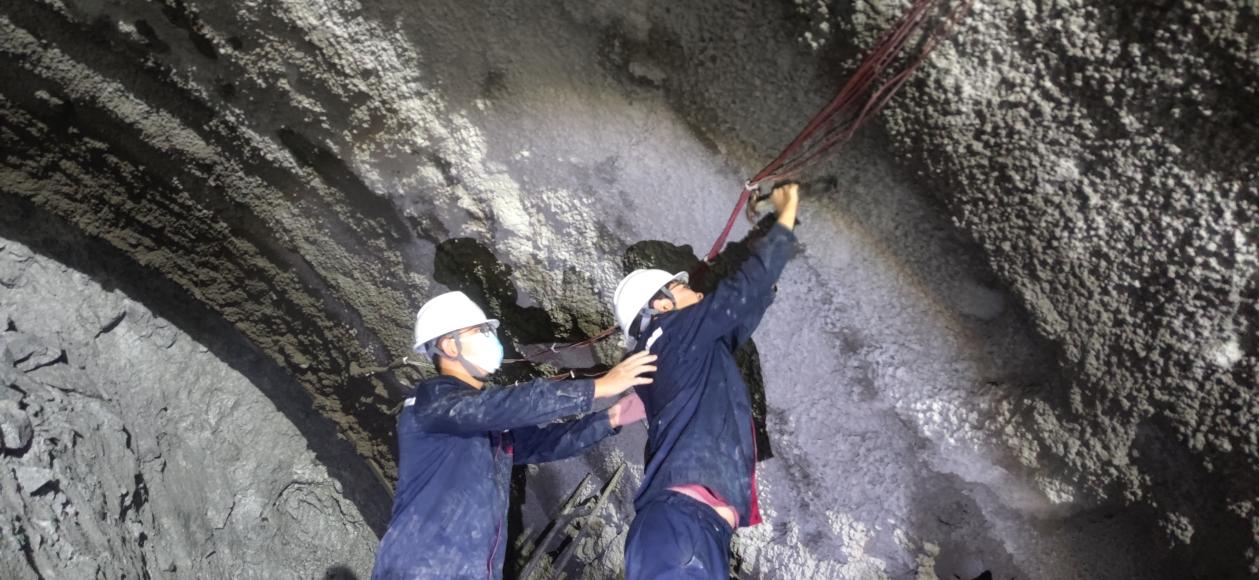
745 187 773 223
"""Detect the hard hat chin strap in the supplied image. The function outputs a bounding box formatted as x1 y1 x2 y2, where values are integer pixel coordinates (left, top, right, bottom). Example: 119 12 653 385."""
635 286 677 340
440 332 490 379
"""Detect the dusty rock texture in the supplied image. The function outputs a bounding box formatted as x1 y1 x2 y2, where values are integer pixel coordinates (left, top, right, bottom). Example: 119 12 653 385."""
864 0 1259 575
0 0 434 487
0 226 389 578
0 0 1256 578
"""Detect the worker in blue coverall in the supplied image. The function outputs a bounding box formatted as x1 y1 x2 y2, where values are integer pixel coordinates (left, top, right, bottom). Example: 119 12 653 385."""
612 182 800 579
371 291 655 580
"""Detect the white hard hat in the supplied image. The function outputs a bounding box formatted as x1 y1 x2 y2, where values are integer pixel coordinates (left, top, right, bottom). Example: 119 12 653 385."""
413 291 500 355
612 269 688 343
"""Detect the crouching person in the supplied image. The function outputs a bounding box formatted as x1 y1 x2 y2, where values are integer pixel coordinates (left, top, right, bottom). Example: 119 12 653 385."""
372 291 655 580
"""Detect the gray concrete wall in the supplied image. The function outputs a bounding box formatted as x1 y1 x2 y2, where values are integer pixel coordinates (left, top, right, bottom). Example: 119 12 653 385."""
0 0 1254 578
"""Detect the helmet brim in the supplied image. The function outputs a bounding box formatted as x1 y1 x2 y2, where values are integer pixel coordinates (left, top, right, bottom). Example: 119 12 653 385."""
415 319 500 356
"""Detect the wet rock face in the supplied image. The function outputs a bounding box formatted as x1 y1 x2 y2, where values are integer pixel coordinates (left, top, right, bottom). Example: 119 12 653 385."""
0 0 1256 578
863 0 1259 574
0 232 388 578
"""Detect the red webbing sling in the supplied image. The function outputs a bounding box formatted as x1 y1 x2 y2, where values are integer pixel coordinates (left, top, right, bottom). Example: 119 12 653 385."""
704 0 973 262
489 0 973 373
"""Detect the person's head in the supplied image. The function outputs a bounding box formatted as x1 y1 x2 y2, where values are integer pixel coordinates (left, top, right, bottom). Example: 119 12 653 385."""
612 269 705 348
413 291 503 379
648 279 704 313
427 322 503 377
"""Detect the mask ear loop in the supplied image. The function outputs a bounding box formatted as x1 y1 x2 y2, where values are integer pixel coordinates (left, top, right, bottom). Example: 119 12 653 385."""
443 331 491 379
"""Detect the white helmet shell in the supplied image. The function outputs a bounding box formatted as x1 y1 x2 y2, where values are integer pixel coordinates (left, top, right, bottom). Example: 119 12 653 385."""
412 291 500 355
612 269 688 343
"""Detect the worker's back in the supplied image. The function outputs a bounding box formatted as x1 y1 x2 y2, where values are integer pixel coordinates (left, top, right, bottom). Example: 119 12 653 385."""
631 222 799 528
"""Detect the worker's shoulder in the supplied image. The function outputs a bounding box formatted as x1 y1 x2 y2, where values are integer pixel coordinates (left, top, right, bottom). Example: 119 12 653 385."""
651 308 709 350
408 375 473 400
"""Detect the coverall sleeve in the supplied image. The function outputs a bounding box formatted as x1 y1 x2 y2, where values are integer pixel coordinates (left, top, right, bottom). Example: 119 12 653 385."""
509 410 619 465
409 378 595 435
694 222 798 346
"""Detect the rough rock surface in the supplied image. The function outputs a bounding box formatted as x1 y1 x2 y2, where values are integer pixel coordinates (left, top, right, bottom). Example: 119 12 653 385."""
867 0 1259 575
0 231 389 579
0 0 1255 578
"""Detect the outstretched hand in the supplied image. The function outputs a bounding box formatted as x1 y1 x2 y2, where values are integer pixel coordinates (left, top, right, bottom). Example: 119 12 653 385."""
594 351 656 398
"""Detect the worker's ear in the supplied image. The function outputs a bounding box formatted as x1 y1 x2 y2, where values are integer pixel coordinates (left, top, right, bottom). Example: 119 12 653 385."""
436 335 459 358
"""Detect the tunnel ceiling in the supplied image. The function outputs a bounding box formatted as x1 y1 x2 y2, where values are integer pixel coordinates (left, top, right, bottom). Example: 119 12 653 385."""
1 0 1257 577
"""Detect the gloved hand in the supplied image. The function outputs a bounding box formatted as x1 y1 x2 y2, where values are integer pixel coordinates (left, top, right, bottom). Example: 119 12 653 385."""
607 393 647 428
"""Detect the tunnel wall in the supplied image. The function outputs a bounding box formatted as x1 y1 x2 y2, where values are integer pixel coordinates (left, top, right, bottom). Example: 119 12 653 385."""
0 222 389 579
1 0 1256 578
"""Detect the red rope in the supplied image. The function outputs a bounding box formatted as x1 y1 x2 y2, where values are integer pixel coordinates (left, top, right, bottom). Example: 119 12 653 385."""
501 326 618 365
502 0 972 370
704 0 972 262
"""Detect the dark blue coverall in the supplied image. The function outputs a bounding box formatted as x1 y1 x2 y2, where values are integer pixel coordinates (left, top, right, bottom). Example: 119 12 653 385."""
371 375 618 580
625 222 797 579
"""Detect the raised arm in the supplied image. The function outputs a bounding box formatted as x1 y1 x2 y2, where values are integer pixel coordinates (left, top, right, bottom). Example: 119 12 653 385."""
695 184 800 346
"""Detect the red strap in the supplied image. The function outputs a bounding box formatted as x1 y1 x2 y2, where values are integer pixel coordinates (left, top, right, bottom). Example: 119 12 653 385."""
704 187 754 262
513 0 972 371
704 0 972 262
748 420 762 526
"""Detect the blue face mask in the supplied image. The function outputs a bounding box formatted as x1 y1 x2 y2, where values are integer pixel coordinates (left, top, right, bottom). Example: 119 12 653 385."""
458 331 504 377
